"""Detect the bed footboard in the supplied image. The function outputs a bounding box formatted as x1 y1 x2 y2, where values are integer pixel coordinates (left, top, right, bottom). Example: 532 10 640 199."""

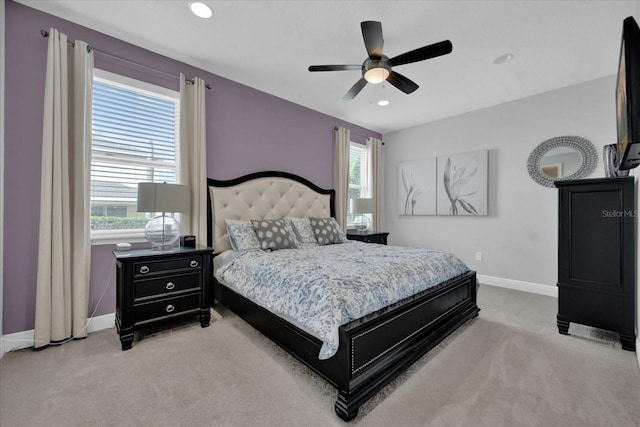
334 270 479 420
212 270 479 421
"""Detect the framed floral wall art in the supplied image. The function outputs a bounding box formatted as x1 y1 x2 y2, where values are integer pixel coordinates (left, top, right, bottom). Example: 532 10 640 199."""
436 150 488 216
398 158 437 215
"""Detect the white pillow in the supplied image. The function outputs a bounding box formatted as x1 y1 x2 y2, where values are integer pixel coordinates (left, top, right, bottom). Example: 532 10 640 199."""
285 217 318 246
225 219 261 251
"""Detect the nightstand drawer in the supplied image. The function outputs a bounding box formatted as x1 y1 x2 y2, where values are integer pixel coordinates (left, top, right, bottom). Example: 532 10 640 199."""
134 293 200 325
134 272 201 301
346 232 389 245
133 256 202 276
363 235 387 244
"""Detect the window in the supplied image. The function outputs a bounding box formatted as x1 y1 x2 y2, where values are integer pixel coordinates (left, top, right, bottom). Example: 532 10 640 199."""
347 142 370 224
91 70 180 240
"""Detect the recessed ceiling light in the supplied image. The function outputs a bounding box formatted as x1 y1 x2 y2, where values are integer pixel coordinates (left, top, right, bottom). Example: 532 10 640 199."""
493 53 514 65
189 2 213 19
377 100 389 106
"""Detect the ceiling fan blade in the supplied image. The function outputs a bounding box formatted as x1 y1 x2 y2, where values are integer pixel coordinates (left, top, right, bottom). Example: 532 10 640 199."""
386 71 419 94
343 78 367 100
308 65 361 72
389 40 453 67
361 21 384 59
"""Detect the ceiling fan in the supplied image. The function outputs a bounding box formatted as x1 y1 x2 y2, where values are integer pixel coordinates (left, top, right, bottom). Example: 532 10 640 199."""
308 21 452 100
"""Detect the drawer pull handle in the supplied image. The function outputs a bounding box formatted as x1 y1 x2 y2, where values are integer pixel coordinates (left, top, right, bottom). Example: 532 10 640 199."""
190 260 199 268
165 282 175 290
140 266 149 274
166 304 175 313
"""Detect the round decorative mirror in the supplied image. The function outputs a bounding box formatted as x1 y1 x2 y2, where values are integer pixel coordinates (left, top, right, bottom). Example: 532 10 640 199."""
527 135 598 187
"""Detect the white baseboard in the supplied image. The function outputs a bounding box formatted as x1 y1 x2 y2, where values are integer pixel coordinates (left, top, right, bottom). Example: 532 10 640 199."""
0 313 115 357
480 275 640 370
0 278 558 355
478 274 558 297
1 329 34 354
87 313 116 334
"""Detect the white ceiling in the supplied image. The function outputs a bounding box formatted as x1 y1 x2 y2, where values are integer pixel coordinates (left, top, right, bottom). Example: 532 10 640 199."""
19 0 640 134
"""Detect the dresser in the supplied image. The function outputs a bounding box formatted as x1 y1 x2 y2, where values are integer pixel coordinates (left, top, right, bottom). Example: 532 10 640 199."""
555 177 636 351
346 231 389 245
113 245 213 350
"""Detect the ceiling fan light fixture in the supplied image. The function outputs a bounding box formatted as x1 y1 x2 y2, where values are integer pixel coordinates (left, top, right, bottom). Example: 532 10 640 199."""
362 57 391 84
308 21 452 100
189 2 213 19
377 100 390 106
364 67 390 84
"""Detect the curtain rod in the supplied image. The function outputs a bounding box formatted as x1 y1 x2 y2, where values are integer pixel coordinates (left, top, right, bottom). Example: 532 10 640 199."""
40 30 212 90
334 127 385 145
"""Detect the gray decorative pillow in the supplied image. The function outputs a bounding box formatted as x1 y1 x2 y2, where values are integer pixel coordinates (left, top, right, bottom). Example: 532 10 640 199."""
309 217 343 246
251 219 297 251
328 217 349 243
286 217 318 245
225 219 261 252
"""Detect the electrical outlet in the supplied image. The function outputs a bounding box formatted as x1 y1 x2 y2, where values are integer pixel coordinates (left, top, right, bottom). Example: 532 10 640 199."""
475 252 482 261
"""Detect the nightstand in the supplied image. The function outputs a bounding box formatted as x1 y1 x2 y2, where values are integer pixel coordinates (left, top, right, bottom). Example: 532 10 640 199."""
113 245 213 350
346 231 389 245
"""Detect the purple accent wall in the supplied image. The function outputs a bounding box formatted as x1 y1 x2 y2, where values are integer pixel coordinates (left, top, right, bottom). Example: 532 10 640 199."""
3 1 381 334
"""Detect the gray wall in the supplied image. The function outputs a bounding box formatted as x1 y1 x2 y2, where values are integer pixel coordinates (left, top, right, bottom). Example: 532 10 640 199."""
383 75 619 289
385 73 640 361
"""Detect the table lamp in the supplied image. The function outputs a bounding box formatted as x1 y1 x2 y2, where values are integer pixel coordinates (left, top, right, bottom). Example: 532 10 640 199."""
351 198 375 233
137 182 190 250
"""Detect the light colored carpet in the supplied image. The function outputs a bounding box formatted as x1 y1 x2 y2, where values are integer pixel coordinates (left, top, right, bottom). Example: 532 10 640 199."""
1 285 639 426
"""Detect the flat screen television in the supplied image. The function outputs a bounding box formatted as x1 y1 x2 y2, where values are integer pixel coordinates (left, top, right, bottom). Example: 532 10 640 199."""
617 16 640 170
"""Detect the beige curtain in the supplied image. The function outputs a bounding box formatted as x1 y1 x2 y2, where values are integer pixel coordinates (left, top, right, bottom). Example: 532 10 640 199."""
35 29 93 348
366 137 384 231
334 127 350 230
178 74 208 246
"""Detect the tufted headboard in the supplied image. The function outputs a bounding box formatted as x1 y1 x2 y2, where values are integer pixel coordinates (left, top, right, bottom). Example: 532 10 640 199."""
207 171 335 253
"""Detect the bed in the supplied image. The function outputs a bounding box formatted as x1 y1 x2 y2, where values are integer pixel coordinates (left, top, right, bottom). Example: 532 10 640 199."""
207 171 479 421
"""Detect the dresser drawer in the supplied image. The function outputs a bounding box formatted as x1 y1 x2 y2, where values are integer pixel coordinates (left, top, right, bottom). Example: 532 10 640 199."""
133 256 202 277
134 293 201 325
134 272 201 301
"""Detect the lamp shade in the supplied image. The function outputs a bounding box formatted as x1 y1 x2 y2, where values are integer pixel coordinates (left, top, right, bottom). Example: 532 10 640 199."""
351 198 375 214
137 183 190 213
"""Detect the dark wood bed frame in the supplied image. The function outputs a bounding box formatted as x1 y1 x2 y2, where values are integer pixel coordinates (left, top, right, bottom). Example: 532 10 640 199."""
207 171 480 421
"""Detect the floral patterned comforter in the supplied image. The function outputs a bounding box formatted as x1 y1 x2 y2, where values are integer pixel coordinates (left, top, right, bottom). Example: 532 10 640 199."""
215 241 470 360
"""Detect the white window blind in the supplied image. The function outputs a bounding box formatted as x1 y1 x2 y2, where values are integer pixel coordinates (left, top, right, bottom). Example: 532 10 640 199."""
91 70 180 239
